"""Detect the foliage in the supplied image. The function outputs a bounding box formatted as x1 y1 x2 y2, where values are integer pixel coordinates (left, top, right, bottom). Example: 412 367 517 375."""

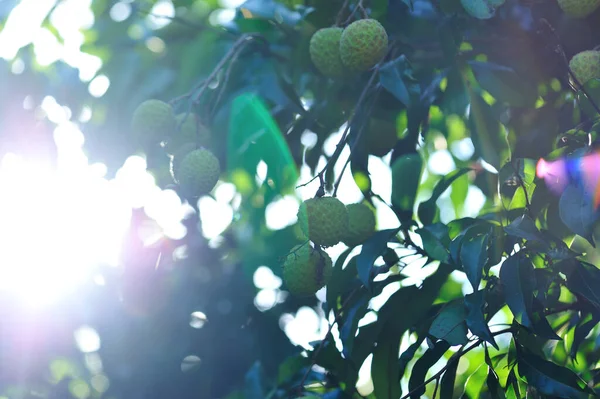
2 0 600 398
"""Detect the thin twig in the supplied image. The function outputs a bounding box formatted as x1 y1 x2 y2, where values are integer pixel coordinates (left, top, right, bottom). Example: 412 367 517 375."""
332 78 381 196
295 67 380 193
432 376 440 399
399 328 513 399
335 0 352 26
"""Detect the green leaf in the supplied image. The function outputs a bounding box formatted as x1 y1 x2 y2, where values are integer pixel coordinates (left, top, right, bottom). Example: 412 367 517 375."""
440 357 459 399
326 249 356 313
356 228 400 289
460 0 505 19
486 367 506 399
504 214 546 244
371 329 401 399
429 300 469 346
408 341 450 398
465 290 498 349
570 313 600 358
467 89 510 170
469 61 537 107
418 168 472 225
339 294 370 357
559 260 600 310
460 231 489 290
416 225 451 263
228 93 298 194
379 55 411 107
516 344 594 398
391 152 424 224
500 253 534 328
559 182 598 246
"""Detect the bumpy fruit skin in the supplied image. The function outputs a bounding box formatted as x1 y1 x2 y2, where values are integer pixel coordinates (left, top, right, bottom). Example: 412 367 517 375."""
340 19 388 71
309 27 346 78
569 50 600 85
283 244 333 296
557 0 600 17
367 118 398 156
297 196 349 247
131 99 176 147
173 148 220 198
165 113 211 154
342 203 376 247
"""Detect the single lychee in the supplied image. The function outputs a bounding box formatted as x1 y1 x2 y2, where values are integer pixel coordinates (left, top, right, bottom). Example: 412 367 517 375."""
283 244 333 296
173 148 220 198
297 196 349 247
342 203 376 247
557 0 600 18
339 19 388 71
569 50 600 85
309 27 346 78
366 118 398 156
165 113 211 155
131 99 176 147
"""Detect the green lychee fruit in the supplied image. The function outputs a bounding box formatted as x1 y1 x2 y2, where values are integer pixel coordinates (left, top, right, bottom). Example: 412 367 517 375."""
173 148 220 198
366 118 398 156
340 19 388 71
557 0 600 17
342 203 376 247
297 196 349 247
569 50 600 85
283 244 333 296
309 27 346 78
170 142 197 180
165 113 211 155
131 99 176 147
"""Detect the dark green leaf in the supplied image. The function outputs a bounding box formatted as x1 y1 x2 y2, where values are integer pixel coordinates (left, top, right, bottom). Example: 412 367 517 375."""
398 337 425 387
418 168 472 225
408 341 450 398
379 55 411 107
356 228 400 289
500 254 534 328
465 290 498 349
504 214 546 244
570 313 599 358
559 182 598 246
517 344 594 398
468 89 510 170
560 260 600 310
371 329 401 399
326 249 356 314
429 300 469 346
460 232 489 290
340 295 370 357
469 61 537 106
417 226 451 263
440 357 459 399
487 367 506 399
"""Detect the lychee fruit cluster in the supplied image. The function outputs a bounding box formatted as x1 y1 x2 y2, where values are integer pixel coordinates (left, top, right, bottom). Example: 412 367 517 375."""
569 50 600 86
309 18 388 78
281 197 376 297
131 99 220 198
